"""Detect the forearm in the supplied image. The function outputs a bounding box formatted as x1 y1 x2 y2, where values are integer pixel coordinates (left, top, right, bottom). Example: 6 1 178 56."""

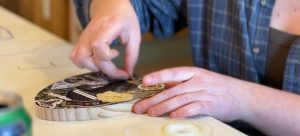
240 82 300 135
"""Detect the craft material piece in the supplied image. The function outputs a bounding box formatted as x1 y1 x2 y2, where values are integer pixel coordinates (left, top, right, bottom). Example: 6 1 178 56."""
161 122 202 136
34 72 165 121
96 91 134 103
73 89 98 100
138 83 165 91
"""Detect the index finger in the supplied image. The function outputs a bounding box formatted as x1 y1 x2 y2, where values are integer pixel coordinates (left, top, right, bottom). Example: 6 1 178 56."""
143 67 197 85
93 58 129 79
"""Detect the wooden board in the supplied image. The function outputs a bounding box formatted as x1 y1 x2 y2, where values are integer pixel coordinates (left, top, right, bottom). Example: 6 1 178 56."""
34 72 165 121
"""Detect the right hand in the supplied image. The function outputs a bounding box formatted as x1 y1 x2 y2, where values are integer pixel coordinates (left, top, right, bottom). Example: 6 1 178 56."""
70 0 141 79
133 67 250 122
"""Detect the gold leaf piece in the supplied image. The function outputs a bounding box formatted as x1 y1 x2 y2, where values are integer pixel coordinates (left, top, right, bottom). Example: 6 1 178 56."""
96 91 134 103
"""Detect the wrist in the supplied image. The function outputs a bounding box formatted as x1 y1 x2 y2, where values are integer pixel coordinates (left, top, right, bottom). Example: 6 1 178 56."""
236 81 273 124
89 0 131 19
232 80 259 121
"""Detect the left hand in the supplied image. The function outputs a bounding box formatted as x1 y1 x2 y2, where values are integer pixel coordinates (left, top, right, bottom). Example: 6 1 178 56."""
133 66 251 122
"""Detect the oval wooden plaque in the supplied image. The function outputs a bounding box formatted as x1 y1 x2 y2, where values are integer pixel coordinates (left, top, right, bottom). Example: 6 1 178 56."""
34 72 164 121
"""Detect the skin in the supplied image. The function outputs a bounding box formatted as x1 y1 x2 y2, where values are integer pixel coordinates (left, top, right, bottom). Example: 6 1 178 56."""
70 0 300 135
270 0 300 35
133 67 300 136
70 0 141 79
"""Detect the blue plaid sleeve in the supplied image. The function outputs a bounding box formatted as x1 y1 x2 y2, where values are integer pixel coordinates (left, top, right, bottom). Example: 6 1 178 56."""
73 0 91 28
131 0 186 38
73 0 186 38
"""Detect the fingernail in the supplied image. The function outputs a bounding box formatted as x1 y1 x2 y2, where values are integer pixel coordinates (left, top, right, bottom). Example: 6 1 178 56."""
133 105 141 114
143 76 152 85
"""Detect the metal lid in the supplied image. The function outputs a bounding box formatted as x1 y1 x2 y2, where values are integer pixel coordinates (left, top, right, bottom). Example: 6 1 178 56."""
0 91 22 113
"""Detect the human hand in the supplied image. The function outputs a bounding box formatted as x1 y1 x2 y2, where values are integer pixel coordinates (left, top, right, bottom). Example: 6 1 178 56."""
70 0 141 79
133 67 250 122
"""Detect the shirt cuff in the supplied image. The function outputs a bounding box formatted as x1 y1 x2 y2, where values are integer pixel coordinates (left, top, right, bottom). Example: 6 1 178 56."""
73 0 92 28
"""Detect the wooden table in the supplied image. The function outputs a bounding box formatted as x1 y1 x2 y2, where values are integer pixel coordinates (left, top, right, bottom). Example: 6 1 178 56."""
0 7 246 136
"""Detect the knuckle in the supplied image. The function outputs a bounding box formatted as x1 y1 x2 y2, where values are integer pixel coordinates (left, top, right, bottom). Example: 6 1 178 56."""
184 107 194 115
187 103 203 115
181 93 193 102
90 41 101 49
161 89 173 98
201 102 212 115
162 87 181 99
177 107 192 117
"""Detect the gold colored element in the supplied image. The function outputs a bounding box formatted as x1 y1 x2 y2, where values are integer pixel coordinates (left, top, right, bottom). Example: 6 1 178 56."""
96 91 134 103
138 83 165 91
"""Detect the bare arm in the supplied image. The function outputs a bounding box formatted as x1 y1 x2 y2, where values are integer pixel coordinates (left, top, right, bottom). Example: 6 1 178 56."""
241 82 300 136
